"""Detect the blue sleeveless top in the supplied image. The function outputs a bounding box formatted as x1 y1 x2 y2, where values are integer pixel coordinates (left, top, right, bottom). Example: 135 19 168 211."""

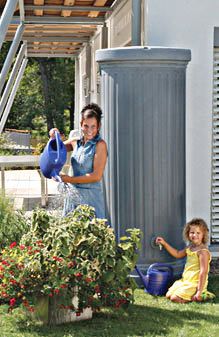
63 134 106 219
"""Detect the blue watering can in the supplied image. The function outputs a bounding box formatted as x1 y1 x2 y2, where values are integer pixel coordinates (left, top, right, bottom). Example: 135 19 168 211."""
135 263 174 296
39 131 67 182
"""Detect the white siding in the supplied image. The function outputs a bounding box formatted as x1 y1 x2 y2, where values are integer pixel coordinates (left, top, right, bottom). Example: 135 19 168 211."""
107 0 132 48
146 0 219 230
211 47 219 243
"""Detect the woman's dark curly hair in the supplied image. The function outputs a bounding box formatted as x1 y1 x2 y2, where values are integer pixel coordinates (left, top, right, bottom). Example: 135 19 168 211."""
80 103 102 126
183 218 209 244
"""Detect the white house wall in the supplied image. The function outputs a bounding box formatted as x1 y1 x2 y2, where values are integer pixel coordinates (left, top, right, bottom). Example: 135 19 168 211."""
146 0 218 226
76 0 133 117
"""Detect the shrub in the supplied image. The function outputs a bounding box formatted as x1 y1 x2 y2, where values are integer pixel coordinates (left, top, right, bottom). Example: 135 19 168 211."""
0 194 28 249
0 205 141 314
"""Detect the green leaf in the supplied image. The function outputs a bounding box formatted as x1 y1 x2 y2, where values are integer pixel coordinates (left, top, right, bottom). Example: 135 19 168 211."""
102 271 115 283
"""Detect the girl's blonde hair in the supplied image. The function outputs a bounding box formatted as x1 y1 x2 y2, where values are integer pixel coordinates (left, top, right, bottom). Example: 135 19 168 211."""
183 218 209 244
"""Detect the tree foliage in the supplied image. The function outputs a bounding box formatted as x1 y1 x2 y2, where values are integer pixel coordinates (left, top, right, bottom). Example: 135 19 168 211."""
0 42 75 138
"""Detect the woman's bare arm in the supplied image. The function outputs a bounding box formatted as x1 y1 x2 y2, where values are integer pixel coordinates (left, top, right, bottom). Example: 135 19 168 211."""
60 140 107 184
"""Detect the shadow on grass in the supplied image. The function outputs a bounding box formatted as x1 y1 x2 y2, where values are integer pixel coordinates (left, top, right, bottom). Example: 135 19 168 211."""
3 275 219 337
10 299 219 337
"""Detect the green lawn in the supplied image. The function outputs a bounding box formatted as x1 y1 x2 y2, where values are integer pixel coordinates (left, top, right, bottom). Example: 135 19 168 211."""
0 275 218 337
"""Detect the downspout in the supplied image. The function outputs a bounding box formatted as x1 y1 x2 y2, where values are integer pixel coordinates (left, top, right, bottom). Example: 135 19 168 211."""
131 0 142 46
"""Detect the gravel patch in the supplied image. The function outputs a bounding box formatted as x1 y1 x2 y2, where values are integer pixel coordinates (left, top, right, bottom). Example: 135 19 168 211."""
24 194 64 218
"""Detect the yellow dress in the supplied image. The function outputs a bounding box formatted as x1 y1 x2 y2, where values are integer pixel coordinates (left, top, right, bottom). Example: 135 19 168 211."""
167 247 215 301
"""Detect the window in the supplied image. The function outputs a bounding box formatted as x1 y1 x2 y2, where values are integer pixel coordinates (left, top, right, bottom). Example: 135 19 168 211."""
211 45 219 244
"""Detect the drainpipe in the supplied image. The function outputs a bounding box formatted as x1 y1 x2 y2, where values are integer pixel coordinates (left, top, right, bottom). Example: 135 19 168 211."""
101 23 108 49
74 57 80 129
131 0 142 46
85 43 91 104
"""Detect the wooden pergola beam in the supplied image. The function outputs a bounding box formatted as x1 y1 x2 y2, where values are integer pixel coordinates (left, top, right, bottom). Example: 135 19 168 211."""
24 5 112 12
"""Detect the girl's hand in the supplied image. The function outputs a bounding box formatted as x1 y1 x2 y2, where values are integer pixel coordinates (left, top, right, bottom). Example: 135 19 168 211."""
192 291 202 302
49 128 59 138
156 237 166 247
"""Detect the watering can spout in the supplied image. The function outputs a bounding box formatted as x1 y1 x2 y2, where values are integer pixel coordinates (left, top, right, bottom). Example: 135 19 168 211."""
51 171 62 182
135 265 149 289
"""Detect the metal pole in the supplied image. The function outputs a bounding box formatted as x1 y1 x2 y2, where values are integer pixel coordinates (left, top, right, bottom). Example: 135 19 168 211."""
131 0 142 46
0 23 25 95
74 57 80 128
141 0 147 45
101 23 108 49
19 0 25 21
0 43 26 119
0 0 19 50
85 44 91 104
0 57 28 133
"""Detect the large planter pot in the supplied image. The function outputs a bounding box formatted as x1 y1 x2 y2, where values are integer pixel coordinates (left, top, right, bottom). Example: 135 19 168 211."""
31 291 92 325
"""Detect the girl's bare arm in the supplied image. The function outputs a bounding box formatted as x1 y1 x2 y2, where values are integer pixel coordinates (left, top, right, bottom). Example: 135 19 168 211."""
156 237 186 258
192 250 210 301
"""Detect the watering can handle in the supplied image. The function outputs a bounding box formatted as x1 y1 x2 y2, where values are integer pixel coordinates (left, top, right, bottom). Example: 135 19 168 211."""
54 131 61 164
147 263 173 275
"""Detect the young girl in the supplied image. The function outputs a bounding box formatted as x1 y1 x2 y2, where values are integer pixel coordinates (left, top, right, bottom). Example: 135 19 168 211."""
156 218 215 303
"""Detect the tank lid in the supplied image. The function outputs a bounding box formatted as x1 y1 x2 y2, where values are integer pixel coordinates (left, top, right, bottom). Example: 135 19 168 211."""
96 46 191 63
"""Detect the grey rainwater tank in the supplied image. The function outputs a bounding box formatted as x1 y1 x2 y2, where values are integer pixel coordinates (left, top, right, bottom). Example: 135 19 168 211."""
96 47 191 271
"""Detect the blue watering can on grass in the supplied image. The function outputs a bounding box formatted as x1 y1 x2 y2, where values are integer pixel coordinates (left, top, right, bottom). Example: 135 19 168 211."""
40 131 67 182
135 263 174 296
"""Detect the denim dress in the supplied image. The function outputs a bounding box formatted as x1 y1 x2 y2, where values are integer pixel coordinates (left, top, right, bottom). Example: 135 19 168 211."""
63 134 106 219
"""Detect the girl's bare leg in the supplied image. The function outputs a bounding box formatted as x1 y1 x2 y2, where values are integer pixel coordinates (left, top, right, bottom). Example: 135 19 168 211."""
166 291 171 299
169 295 189 303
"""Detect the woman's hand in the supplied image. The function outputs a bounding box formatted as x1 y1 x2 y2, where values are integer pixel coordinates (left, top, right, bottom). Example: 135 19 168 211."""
49 128 59 138
59 173 71 183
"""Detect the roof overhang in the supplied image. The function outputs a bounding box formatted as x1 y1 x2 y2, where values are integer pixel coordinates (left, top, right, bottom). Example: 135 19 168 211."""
0 0 117 58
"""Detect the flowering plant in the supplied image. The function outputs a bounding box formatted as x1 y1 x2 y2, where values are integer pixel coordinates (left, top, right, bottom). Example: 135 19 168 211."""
0 205 141 316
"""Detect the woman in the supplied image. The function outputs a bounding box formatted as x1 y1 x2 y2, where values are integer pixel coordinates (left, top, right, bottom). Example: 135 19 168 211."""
49 103 107 218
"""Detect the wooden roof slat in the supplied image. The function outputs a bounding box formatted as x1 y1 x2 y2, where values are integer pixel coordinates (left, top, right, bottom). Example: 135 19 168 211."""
61 0 75 17
29 47 80 53
88 0 108 18
34 0 44 16
7 24 97 31
7 31 90 41
31 42 82 47
28 53 77 58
